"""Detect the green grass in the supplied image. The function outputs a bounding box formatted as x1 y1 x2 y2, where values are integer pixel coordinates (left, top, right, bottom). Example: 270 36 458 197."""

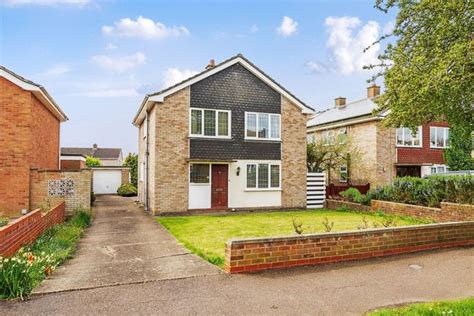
368 297 474 315
0 208 92 300
157 209 428 267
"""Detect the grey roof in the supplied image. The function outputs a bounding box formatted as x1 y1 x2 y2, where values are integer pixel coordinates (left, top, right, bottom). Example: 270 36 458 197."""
61 147 122 159
307 97 384 127
0 65 68 121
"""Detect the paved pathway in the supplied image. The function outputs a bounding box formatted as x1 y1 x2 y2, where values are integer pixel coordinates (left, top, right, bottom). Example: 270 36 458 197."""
32 195 221 294
2 248 473 315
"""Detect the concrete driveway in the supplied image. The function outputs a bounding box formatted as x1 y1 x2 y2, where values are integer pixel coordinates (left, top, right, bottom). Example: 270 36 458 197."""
33 195 221 294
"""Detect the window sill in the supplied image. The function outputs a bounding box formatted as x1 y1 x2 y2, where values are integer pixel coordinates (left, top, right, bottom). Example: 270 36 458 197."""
396 145 423 148
244 188 281 192
244 138 281 143
189 135 232 140
430 146 447 150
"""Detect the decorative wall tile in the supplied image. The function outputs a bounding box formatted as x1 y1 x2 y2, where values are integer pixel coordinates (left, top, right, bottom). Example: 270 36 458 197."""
48 179 74 196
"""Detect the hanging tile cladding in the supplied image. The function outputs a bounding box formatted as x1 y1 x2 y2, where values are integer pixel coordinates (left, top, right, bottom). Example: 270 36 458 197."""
190 63 281 160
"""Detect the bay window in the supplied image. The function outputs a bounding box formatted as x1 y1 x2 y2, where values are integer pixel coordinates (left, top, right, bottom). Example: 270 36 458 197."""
246 163 280 189
190 108 231 138
430 127 449 148
396 127 422 147
245 112 280 140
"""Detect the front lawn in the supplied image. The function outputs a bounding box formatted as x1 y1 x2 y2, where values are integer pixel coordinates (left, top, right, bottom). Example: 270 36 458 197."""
157 209 428 267
368 297 474 315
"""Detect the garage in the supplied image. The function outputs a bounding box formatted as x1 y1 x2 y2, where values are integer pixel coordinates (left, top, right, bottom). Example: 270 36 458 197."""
92 168 123 194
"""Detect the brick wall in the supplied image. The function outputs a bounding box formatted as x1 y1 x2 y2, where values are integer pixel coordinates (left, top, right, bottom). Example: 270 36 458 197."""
121 168 130 184
325 199 371 212
60 159 86 170
371 200 474 222
397 122 448 165
281 96 307 208
29 169 92 216
153 88 190 214
0 202 65 257
0 77 61 217
225 221 474 273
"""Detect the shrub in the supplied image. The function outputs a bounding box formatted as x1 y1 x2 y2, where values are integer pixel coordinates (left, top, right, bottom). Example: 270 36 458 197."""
340 188 362 203
0 208 91 299
117 183 137 197
0 217 8 227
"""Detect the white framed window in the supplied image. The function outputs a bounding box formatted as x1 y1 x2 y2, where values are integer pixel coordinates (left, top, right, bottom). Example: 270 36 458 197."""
246 163 280 190
307 134 315 144
396 127 422 147
430 127 449 148
140 162 145 181
189 164 210 184
322 130 335 146
338 127 347 144
245 112 280 140
430 164 449 174
190 108 231 138
339 165 348 182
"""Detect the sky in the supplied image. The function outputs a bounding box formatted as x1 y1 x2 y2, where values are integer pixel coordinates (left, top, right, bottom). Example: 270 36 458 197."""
0 0 396 155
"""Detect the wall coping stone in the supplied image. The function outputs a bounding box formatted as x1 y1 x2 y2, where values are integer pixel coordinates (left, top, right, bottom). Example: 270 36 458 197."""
227 221 474 245
371 199 441 212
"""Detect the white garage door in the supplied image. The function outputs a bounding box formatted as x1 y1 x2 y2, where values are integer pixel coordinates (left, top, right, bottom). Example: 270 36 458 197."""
93 169 122 194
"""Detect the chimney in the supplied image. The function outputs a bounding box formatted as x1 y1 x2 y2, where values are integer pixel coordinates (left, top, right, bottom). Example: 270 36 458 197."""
205 59 215 70
367 83 380 98
335 97 346 107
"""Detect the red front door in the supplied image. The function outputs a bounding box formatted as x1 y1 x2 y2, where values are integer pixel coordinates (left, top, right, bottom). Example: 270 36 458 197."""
211 164 228 209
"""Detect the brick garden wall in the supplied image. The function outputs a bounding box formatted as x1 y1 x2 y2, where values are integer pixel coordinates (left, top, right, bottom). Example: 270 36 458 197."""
0 202 65 256
225 221 474 273
325 199 371 212
30 168 92 215
371 200 474 222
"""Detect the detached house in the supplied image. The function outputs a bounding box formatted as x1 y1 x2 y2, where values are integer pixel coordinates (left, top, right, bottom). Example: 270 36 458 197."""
0 66 68 217
307 84 450 187
133 54 313 214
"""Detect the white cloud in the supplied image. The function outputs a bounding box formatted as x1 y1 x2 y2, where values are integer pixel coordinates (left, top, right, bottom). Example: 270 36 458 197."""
162 68 198 89
102 16 189 40
2 0 91 6
305 61 329 74
277 16 298 37
105 43 117 50
91 52 146 72
73 88 139 98
324 16 381 75
250 24 258 33
383 20 395 34
38 63 71 77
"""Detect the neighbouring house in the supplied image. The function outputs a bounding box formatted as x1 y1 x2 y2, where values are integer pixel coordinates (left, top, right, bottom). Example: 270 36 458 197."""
133 54 314 214
61 144 124 167
60 145 129 194
0 66 68 216
307 84 450 187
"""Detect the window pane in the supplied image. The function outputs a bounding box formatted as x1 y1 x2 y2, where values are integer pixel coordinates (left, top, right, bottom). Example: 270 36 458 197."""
258 164 269 188
258 114 269 138
270 115 280 139
307 134 315 144
270 165 280 188
246 165 256 188
204 110 216 136
430 127 436 147
191 110 202 135
217 111 228 136
412 128 420 146
445 128 449 147
403 128 412 146
338 128 347 144
396 128 404 145
190 164 209 183
436 127 444 147
246 113 257 137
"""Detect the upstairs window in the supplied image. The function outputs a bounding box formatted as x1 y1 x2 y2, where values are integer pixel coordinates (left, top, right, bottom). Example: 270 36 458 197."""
190 108 231 138
396 127 422 147
246 163 280 190
307 134 315 144
430 127 449 148
245 112 280 140
338 127 347 144
322 130 335 146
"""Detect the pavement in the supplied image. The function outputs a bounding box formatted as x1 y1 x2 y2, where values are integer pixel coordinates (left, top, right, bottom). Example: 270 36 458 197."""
32 195 221 294
1 195 472 315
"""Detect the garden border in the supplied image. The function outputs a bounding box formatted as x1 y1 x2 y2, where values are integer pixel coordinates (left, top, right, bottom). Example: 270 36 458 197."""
224 221 474 273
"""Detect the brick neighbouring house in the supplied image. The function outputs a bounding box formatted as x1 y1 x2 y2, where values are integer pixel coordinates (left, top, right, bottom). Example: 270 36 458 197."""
60 144 124 168
133 54 314 214
306 84 450 187
0 66 68 217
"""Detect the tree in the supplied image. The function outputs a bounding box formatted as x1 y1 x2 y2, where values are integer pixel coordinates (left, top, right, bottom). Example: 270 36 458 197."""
85 156 101 167
444 125 474 170
123 153 138 187
368 0 473 132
